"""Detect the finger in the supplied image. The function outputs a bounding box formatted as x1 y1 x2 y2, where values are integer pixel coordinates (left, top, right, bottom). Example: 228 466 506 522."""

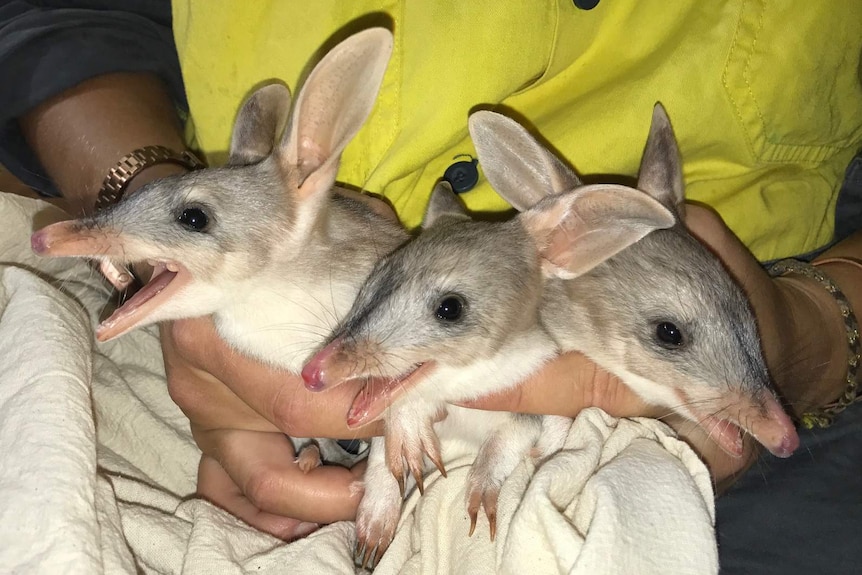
164 317 384 438
160 322 277 432
197 454 320 540
213 429 365 524
456 351 659 419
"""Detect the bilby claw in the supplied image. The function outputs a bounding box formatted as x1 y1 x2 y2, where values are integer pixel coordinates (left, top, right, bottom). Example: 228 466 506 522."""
465 480 501 540
421 432 446 478
398 436 427 494
484 488 499 541
354 540 365 565
358 543 379 571
395 470 406 498
384 411 446 496
408 456 425 495
385 435 407 498
355 501 399 570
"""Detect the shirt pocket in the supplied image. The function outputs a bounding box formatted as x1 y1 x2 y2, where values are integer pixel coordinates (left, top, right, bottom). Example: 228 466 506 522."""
722 0 862 165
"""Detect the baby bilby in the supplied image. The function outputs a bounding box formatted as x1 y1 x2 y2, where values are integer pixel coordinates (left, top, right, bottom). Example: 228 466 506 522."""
30 29 407 474
301 104 800 564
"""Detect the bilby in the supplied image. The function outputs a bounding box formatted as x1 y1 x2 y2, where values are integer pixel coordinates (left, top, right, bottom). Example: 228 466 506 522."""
301 104 800 565
30 29 408 472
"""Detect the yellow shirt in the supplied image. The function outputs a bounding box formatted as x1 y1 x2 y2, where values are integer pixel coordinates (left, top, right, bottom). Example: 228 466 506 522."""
172 0 862 261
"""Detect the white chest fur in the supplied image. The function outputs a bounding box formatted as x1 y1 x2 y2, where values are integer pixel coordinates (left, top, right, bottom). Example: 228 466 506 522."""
215 276 359 372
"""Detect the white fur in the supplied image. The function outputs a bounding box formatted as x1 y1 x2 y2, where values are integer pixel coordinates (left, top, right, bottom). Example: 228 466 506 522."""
356 326 559 555
215 274 358 371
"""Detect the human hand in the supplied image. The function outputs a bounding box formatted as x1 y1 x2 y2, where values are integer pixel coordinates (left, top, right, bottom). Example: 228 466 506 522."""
457 351 659 419
158 189 398 538
160 315 383 538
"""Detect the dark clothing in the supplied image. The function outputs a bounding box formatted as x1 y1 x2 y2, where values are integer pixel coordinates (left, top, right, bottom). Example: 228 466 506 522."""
0 0 182 196
716 401 862 575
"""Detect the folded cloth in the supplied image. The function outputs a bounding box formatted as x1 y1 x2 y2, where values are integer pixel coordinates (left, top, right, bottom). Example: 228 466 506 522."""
375 410 717 575
0 193 717 574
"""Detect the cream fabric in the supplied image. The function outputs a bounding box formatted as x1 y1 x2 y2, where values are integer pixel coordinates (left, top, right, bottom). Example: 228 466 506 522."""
0 192 717 574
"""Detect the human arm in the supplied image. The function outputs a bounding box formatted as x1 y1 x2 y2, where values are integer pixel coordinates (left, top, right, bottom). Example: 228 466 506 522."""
20 72 188 213
0 1 186 204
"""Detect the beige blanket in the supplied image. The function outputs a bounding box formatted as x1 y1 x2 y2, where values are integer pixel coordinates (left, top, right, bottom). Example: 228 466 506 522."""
0 192 718 574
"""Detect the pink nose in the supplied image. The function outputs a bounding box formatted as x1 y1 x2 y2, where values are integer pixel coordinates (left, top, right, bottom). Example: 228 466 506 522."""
301 359 326 391
758 392 800 458
301 337 344 391
30 230 48 253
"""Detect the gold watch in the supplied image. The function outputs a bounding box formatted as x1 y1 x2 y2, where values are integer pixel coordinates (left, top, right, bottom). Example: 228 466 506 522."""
95 145 205 212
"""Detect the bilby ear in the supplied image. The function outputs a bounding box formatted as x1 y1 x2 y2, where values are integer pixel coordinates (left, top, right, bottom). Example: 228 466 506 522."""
638 103 686 221
469 111 582 211
228 83 291 166
422 181 468 228
520 184 676 278
279 27 393 199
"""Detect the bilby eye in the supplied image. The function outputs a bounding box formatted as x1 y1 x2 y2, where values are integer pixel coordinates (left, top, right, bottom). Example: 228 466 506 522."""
435 294 465 322
655 321 684 348
178 207 209 231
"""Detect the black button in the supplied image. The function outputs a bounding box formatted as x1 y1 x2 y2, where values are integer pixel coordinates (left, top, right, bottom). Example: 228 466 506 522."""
443 157 479 193
573 0 600 9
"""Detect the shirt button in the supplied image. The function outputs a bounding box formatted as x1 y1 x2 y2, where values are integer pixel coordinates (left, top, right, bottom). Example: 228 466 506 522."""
443 156 479 193
573 0 600 9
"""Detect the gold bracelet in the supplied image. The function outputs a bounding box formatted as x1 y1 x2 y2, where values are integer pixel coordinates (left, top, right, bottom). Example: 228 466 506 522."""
95 145 205 212
767 258 861 429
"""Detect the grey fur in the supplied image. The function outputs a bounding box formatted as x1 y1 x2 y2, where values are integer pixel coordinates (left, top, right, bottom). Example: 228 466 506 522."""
544 224 769 399
83 161 292 281
421 181 468 228
323 104 795 461
336 214 542 370
464 105 794 449
34 28 408 469
228 83 291 166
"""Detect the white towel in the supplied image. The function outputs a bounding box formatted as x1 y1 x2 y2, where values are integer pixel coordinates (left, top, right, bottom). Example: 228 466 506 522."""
0 192 717 574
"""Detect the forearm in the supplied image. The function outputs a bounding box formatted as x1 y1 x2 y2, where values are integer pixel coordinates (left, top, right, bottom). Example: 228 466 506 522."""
19 72 188 214
796 230 862 407
679 207 860 488
707 234 862 489
769 234 862 416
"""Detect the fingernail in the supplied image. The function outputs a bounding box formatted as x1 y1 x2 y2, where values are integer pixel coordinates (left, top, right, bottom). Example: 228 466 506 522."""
347 406 368 428
293 521 320 538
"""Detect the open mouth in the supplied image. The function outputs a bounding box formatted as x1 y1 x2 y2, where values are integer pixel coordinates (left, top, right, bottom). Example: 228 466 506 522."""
30 222 192 342
346 361 435 428
696 413 746 457
96 259 190 341
688 395 799 460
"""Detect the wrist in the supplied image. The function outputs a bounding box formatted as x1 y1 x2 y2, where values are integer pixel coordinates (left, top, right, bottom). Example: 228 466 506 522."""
95 145 204 213
18 72 188 214
122 161 190 196
770 270 851 416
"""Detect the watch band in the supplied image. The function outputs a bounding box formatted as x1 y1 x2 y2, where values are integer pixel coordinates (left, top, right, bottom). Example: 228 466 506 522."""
95 145 206 212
